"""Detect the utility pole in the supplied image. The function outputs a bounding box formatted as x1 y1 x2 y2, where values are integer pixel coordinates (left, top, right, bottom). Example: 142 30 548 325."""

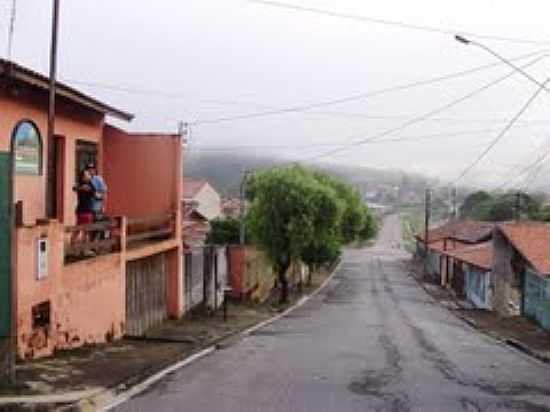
424 188 431 273
451 186 457 221
239 169 250 245
46 0 60 218
515 191 521 221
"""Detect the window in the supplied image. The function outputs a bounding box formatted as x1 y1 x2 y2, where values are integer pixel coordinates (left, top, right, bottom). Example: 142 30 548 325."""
13 121 42 175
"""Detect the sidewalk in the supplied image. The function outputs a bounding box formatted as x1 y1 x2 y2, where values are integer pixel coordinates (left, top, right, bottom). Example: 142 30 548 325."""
0 269 333 411
408 259 550 364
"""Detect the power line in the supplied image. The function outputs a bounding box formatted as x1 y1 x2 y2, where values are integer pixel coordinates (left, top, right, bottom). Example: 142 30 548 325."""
62 50 545 126
298 55 547 163
451 77 550 185
250 0 550 46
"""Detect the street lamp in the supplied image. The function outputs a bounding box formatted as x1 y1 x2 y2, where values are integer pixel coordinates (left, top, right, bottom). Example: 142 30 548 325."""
454 34 549 92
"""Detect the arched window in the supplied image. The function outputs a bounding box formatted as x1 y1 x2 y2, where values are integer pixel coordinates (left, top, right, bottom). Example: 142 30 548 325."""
12 121 42 175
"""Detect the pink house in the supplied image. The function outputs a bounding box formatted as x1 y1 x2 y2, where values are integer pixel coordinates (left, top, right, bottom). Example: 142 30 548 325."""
0 59 184 361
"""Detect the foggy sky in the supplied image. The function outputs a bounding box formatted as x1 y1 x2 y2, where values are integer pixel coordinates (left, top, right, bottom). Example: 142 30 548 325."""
4 0 550 189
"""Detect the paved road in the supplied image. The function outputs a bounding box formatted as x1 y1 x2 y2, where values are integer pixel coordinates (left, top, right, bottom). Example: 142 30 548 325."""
115 215 550 411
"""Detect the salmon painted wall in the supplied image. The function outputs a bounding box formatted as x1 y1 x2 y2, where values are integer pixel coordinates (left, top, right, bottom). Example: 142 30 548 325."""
15 222 125 359
0 88 105 226
103 125 182 220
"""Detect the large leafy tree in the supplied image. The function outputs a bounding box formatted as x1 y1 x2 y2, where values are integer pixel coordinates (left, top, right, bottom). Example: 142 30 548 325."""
247 166 378 303
247 166 343 303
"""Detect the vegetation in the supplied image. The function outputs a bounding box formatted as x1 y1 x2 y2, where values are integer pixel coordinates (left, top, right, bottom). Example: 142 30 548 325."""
459 190 543 221
206 217 241 245
247 166 377 303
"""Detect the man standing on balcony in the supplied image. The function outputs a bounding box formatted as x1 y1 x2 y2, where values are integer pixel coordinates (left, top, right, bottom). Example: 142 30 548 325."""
87 162 107 221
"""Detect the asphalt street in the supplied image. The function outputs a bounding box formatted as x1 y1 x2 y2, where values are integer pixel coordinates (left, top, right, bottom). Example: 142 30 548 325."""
115 215 550 412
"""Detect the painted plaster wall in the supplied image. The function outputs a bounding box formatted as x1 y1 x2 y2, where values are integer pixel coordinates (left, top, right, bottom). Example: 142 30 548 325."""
0 89 104 226
103 126 182 220
491 230 520 316
15 223 124 359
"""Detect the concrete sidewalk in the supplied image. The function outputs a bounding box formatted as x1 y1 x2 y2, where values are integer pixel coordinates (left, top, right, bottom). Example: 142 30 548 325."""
408 259 550 364
0 269 332 411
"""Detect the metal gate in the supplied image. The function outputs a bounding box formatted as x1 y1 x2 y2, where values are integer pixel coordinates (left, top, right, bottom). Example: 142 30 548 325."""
0 152 12 340
125 253 167 336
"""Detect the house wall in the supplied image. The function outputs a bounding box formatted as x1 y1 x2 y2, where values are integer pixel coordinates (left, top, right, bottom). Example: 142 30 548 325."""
524 269 550 329
103 126 182 220
0 88 104 226
492 230 521 316
15 222 125 359
464 264 492 309
192 184 222 221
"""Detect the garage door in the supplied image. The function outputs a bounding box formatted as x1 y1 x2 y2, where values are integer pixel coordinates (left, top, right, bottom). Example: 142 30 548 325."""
126 253 167 336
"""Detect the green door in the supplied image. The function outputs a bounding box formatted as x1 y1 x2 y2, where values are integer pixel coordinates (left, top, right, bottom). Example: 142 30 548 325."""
0 151 12 338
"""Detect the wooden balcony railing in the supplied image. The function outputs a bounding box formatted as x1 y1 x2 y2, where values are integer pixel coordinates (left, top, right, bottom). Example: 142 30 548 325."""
126 213 176 249
64 217 123 264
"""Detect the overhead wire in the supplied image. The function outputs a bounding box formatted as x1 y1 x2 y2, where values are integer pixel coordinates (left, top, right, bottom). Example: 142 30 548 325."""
62 49 546 126
296 55 547 163
250 0 550 46
450 77 550 185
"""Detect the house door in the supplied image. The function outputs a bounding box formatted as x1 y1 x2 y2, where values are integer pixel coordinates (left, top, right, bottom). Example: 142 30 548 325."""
75 140 97 182
125 253 168 336
0 150 13 378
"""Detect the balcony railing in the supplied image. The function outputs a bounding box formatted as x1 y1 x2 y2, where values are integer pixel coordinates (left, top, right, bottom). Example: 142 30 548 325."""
126 213 176 249
64 217 123 264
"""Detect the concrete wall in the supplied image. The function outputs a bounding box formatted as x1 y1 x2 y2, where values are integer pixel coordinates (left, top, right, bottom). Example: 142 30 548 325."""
15 222 125 359
492 230 521 316
0 88 104 226
524 269 550 329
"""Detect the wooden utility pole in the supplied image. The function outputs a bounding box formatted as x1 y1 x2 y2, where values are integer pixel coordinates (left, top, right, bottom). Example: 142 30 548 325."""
239 169 249 245
515 191 521 221
451 186 457 221
423 188 431 275
46 0 60 218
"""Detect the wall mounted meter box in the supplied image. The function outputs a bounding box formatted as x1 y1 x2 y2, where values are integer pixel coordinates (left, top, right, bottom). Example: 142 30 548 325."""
37 238 48 280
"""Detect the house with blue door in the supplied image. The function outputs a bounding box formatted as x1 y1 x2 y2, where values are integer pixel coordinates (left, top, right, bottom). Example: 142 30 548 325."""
493 222 550 327
445 242 493 309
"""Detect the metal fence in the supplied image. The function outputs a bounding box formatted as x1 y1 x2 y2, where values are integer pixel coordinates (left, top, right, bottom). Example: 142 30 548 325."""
183 246 229 312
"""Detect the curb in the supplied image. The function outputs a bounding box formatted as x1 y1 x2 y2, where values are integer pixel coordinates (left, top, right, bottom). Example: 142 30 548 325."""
94 259 342 411
409 268 550 366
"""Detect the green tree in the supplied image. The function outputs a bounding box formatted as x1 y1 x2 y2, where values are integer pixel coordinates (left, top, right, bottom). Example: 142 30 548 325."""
459 190 492 218
247 166 343 303
206 217 241 245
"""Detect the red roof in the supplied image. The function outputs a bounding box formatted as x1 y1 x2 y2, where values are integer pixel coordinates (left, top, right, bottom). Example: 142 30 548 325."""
183 178 208 199
427 239 470 253
498 222 550 275
445 242 493 271
416 220 494 244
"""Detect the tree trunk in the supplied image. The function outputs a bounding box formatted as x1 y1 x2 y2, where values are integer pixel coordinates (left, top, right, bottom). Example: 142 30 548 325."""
278 267 290 304
306 264 314 286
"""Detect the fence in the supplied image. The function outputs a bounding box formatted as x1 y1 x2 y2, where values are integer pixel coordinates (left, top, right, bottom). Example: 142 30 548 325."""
64 217 123 264
183 246 229 312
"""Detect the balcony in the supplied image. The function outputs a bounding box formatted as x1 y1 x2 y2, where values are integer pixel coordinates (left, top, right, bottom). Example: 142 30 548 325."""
64 217 124 264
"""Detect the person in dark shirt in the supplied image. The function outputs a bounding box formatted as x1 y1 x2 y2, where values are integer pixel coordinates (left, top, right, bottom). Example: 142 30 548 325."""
76 169 95 225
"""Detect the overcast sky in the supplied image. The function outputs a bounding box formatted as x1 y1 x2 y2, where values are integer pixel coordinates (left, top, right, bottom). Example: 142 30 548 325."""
4 0 550 188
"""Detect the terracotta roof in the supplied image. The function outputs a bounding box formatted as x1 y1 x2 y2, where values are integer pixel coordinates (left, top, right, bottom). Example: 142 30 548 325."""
416 220 493 244
498 222 550 275
445 242 493 271
183 178 208 199
427 239 469 254
0 59 133 121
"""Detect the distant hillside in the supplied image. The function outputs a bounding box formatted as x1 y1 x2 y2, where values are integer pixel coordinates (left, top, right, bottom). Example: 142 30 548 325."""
183 151 440 201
